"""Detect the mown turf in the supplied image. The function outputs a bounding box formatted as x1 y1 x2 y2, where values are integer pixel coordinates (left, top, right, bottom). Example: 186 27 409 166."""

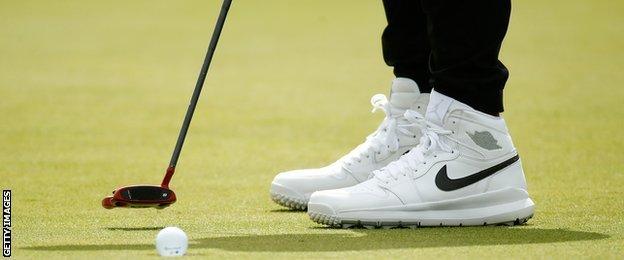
1 0 623 258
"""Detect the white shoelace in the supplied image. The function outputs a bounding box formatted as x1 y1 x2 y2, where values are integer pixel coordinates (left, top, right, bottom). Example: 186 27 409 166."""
373 110 453 183
342 94 418 166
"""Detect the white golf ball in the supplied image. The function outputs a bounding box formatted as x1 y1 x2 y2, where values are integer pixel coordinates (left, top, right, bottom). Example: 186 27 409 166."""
155 227 188 257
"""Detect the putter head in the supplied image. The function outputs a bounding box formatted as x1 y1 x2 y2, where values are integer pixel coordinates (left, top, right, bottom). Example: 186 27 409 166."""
101 185 176 209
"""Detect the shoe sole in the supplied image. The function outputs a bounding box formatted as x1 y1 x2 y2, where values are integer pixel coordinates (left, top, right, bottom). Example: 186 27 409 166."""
270 182 308 210
308 188 535 228
308 211 533 228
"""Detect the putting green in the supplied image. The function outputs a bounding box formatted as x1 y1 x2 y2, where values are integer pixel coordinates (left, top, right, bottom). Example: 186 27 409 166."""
1 0 623 258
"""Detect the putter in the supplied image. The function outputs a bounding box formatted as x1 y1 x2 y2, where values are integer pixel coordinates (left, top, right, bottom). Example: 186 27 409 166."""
102 0 233 209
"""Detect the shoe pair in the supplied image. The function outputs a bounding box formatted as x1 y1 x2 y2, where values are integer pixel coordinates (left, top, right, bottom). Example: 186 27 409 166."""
270 78 534 228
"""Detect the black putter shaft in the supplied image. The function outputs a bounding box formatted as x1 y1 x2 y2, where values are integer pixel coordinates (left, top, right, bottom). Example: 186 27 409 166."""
161 0 232 188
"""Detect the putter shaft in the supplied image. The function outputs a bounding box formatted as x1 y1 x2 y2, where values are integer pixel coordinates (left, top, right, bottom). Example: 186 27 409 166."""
162 0 232 187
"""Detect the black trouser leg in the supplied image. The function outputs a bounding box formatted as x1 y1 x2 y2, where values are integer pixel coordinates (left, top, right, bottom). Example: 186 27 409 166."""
423 0 511 115
381 0 432 93
382 0 511 115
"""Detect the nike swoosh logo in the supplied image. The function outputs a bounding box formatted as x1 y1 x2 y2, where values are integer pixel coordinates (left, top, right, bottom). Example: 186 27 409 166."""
435 155 520 191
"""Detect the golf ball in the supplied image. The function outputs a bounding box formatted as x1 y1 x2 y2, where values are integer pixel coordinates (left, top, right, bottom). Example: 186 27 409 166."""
155 227 188 257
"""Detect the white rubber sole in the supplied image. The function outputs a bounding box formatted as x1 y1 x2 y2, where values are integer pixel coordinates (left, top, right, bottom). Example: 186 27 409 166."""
270 182 308 210
308 188 535 228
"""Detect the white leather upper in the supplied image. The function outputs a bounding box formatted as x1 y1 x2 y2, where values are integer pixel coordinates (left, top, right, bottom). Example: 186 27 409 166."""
309 90 529 212
271 78 429 200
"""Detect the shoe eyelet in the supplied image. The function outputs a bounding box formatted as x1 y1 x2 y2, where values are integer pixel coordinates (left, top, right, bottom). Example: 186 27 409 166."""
417 106 421 109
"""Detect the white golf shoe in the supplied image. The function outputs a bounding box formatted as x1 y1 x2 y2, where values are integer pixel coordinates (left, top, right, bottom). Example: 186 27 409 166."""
270 78 430 210
308 90 534 227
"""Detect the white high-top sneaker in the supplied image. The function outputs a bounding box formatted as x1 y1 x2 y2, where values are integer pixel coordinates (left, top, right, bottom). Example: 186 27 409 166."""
270 78 430 210
307 90 534 227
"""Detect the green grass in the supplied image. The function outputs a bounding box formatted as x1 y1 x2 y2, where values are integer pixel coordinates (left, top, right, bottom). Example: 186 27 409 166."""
1 0 623 258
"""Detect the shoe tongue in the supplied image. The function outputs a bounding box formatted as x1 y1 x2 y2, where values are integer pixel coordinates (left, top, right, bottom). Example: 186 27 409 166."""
389 78 420 110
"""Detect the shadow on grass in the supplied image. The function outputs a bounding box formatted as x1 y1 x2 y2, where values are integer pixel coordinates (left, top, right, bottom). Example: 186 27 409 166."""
25 228 608 252
269 209 306 213
105 227 165 231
